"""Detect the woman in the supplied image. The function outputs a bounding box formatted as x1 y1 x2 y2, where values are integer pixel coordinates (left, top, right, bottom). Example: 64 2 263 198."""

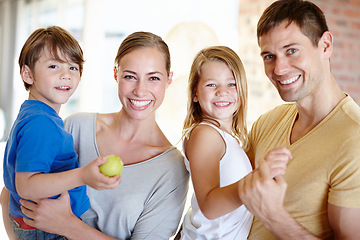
3 31 189 239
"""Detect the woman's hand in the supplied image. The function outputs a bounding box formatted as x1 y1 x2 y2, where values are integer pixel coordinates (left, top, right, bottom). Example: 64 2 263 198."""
20 191 76 235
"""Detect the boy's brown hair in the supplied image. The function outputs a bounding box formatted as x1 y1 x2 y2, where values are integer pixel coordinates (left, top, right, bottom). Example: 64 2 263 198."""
18 26 84 90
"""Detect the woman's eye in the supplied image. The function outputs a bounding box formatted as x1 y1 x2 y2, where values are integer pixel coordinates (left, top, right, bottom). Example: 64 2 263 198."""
150 76 160 81
124 75 135 80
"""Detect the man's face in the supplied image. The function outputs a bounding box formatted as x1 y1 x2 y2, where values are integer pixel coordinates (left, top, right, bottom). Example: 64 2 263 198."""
259 21 325 103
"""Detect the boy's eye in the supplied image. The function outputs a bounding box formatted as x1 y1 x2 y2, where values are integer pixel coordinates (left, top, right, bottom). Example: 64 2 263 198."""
206 83 216 87
70 66 78 71
49 65 58 69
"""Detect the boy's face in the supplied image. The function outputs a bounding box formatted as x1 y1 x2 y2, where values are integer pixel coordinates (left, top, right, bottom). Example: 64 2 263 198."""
22 47 81 113
259 21 326 103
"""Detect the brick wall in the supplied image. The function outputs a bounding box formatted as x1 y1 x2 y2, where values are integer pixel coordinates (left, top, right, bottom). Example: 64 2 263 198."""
238 0 360 123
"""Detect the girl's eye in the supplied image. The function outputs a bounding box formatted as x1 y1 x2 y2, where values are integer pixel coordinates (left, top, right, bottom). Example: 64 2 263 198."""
206 83 216 87
49 65 58 69
228 83 236 87
70 66 79 71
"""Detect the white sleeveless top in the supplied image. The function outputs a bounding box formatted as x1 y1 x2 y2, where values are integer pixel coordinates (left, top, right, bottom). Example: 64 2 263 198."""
180 123 253 240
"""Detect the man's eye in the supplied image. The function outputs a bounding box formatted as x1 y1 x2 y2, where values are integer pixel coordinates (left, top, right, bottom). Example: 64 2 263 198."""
288 48 297 55
264 55 274 61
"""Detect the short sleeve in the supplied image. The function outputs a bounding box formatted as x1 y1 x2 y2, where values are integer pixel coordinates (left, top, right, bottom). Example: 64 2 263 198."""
328 134 360 208
16 115 62 173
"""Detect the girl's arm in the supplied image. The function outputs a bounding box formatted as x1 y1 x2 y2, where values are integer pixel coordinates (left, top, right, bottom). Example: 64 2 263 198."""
187 125 291 220
20 191 118 240
16 157 120 201
186 124 242 220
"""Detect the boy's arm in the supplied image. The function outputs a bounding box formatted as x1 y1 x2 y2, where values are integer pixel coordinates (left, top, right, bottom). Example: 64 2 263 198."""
16 157 120 201
0 187 17 240
21 192 118 240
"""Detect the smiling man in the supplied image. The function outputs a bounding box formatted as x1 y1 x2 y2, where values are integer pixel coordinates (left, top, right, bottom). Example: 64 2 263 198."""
238 0 360 239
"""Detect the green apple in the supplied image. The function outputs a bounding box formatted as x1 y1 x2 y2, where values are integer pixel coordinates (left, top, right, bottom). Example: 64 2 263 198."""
99 154 124 177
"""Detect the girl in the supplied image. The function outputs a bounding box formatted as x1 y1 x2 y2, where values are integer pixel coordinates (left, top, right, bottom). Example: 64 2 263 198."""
179 46 289 239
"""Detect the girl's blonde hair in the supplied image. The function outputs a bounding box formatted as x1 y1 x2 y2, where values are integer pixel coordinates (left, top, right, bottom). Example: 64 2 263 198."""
183 46 249 150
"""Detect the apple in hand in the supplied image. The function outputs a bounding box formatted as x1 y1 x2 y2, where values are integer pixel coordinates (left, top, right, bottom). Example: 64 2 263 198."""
99 155 124 177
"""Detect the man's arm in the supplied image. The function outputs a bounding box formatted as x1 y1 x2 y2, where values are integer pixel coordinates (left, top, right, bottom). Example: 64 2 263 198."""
238 159 321 240
328 203 360 240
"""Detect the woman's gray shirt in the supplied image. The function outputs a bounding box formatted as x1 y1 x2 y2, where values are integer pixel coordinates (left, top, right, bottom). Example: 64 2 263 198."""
65 112 189 240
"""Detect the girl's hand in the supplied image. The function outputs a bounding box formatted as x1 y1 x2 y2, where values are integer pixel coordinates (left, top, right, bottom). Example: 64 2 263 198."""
81 157 121 190
263 147 292 178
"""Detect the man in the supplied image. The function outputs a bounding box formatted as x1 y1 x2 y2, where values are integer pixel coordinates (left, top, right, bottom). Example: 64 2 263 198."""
238 0 360 239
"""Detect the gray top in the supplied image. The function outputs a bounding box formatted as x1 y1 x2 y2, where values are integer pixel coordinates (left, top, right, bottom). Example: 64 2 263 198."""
65 112 189 240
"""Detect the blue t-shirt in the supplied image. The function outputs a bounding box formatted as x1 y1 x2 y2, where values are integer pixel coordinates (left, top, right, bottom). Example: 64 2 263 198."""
3 100 90 218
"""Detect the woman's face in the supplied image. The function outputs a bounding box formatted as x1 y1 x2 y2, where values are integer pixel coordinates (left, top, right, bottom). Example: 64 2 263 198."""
114 47 172 121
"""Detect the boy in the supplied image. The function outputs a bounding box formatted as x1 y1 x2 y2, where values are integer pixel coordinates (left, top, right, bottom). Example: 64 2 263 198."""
3 26 120 239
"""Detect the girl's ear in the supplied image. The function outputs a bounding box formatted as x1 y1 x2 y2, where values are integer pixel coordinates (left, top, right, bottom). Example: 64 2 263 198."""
193 91 199 102
21 65 34 86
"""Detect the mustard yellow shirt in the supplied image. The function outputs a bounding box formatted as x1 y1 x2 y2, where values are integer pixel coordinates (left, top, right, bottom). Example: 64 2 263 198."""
247 96 360 239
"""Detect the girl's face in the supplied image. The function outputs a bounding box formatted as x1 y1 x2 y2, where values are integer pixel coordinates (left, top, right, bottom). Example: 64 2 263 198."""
114 47 172 121
194 60 239 128
22 47 80 113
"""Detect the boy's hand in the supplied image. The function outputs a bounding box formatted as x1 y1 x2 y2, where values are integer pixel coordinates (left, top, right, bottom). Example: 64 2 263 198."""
81 157 121 190
263 147 292 178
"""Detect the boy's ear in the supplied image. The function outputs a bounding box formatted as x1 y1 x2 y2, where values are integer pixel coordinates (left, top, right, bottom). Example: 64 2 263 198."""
114 67 118 81
21 65 34 86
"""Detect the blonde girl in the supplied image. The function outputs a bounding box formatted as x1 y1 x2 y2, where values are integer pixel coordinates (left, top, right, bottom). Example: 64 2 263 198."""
179 46 289 240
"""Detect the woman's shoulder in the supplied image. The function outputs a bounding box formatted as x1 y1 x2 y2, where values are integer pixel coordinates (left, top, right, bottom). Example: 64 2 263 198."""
64 112 98 132
65 112 97 125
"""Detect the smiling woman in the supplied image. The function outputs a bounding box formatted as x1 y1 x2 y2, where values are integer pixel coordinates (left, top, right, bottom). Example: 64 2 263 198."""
11 31 189 240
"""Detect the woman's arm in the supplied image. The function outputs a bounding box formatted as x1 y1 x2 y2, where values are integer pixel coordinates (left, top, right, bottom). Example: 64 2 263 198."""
20 191 118 240
0 188 17 240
